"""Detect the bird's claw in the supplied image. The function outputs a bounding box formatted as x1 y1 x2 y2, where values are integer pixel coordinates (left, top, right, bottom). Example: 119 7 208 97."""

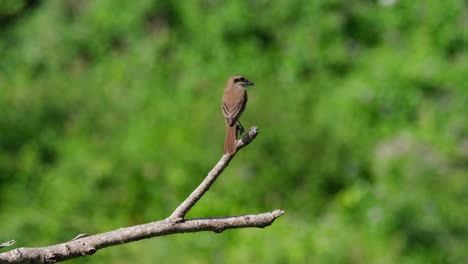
236 123 245 137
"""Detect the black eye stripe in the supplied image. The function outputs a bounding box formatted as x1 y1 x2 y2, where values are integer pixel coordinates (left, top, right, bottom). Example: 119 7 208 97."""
234 77 247 83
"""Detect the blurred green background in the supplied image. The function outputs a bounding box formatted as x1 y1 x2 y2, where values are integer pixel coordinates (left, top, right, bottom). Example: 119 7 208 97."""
1 0 468 263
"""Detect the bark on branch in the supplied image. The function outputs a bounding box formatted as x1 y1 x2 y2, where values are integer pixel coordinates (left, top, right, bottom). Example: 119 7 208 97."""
0 127 284 264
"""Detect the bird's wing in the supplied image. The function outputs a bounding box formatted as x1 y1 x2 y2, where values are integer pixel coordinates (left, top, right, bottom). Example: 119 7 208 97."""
222 102 244 126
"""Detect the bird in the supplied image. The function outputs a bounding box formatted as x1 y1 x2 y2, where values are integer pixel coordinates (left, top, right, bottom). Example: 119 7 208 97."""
222 75 254 155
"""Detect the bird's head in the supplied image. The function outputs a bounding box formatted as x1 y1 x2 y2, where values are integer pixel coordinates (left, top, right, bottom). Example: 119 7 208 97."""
229 75 254 88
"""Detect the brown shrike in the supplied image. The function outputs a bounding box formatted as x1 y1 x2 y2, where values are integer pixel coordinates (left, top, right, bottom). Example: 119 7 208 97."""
222 75 254 155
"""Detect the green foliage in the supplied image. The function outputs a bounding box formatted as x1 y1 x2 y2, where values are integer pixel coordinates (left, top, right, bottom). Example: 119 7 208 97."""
1 0 467 263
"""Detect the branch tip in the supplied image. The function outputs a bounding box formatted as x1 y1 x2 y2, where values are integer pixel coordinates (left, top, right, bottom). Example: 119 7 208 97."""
236 126 258 151
271 209 285 218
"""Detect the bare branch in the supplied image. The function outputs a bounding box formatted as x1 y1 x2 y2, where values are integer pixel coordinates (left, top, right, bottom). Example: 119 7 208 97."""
0 126 284 264
0 210 283 264
169 126 259 221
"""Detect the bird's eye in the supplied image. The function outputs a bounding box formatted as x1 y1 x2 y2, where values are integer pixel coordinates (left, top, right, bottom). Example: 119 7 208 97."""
240 77 246 81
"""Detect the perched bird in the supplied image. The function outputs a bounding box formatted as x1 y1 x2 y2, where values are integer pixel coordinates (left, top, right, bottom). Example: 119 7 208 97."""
222 75 254 155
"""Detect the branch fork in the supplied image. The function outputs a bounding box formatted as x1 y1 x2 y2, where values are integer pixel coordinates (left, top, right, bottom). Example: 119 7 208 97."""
0 126 284 264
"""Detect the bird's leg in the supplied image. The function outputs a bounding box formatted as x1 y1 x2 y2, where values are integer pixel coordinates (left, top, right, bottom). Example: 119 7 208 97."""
236 120 245 137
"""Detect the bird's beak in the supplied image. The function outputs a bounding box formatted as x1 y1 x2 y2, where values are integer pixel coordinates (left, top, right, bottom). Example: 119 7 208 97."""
245 81 254 86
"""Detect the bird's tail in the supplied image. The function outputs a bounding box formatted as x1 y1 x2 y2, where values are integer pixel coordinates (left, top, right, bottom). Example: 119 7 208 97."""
224 125 236 155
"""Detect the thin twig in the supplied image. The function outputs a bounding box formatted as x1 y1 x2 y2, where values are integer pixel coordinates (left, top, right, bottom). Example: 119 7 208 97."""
0 241 15 249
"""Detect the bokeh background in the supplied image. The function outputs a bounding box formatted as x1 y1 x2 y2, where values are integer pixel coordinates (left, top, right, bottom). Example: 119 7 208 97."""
1 0 468 263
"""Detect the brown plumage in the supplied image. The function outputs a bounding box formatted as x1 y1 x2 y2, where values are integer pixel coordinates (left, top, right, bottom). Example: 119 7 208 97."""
222 75 254 154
